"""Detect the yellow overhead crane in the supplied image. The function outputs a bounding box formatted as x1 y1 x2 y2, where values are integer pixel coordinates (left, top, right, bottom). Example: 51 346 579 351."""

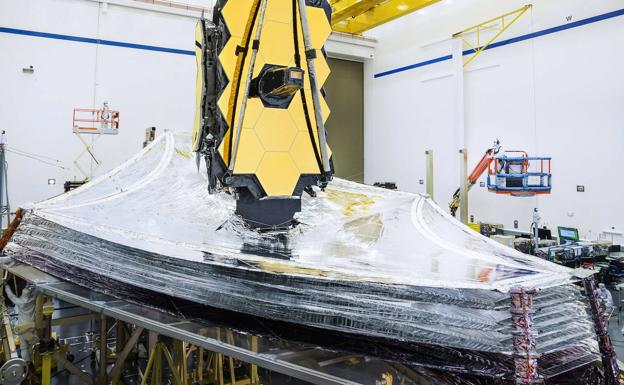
330 0 440 34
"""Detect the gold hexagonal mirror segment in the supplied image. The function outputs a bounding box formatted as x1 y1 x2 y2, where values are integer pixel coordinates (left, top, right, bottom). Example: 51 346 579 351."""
256 152 301 196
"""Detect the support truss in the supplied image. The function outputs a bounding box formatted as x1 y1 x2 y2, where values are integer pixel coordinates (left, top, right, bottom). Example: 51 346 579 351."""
453 4 532 68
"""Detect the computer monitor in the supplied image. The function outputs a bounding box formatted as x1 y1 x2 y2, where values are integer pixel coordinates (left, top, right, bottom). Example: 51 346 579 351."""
558 226 579 244
538 227 552 240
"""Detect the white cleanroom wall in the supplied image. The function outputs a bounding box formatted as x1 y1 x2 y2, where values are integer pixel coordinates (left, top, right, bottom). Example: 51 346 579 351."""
363 0 624 241
0 0 197 206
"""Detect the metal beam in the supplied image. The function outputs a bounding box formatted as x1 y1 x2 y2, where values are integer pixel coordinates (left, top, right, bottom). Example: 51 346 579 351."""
109 326 145 384
52 351 94 385
331 0 440 34
98 314 108 385
4 263 362 385
51 313 99 327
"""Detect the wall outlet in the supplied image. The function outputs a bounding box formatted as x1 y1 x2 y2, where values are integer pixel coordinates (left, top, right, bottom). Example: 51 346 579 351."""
419 179 424 185
479 181 485 187
576 185 585 192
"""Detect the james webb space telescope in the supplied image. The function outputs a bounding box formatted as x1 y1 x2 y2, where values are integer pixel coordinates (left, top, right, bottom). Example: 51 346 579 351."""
192 0 334 229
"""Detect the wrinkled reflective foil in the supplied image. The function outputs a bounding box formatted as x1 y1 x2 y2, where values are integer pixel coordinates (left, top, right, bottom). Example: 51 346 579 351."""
6 133 601 381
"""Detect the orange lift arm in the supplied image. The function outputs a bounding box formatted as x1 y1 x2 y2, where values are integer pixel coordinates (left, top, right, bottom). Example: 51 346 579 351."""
449 141 501 217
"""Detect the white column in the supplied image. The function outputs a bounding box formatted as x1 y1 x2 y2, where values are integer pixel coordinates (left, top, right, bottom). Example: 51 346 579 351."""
452 38 465 150
460 148 468 224
425 150 434 200
452 39 468 223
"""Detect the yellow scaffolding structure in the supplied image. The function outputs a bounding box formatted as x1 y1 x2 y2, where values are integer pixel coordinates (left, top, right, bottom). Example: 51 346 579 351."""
453 4 532 68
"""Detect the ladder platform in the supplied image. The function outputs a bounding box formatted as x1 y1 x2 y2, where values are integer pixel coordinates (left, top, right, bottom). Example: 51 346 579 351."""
72 126 119 135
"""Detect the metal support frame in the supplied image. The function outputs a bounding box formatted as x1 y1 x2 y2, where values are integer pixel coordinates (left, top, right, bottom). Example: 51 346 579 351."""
2 262 362 385
453 4 533 68
583 276 621 385
41 352 52 385
172 339 189 385
0 273 27 385
0 135 10 230
249 335 259 384
110 326 144 384
209 330 225 385
98 314 108 385
425 150 434 200
228 0 269 172
52 351 94 385
225 329 236 385
51 313 99 327
37 293 54 385
297 0 331 174
509 287 543 385
141 341 183 385
0 291 17 362
73 134 102 181
1 275 105 385
222 0 263 166
115 320 127 356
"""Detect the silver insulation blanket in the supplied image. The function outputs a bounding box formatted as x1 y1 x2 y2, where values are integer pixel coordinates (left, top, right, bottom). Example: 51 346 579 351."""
6 133 599 365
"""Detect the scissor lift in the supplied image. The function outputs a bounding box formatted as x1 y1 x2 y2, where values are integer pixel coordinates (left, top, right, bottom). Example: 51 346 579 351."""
72 103 120 180
72 105 120 135
449 142 552 218
487 150 552 196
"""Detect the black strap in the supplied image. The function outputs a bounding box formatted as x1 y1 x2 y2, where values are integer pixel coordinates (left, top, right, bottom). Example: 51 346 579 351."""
227 0 262 161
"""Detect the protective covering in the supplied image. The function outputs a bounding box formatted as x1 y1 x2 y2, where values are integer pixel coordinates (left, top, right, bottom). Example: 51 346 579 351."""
5 133 599 377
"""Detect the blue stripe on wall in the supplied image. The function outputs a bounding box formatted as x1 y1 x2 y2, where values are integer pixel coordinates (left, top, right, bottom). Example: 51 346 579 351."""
2 7 623 63
0 27 195 56
374 8 624 79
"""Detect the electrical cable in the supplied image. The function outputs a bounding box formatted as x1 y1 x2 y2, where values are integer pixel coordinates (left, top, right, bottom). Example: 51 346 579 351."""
90 2 103 177
6 146 63 162
6 149 67 169
530 6 540 210
5 149 68 170
6 147 65 165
